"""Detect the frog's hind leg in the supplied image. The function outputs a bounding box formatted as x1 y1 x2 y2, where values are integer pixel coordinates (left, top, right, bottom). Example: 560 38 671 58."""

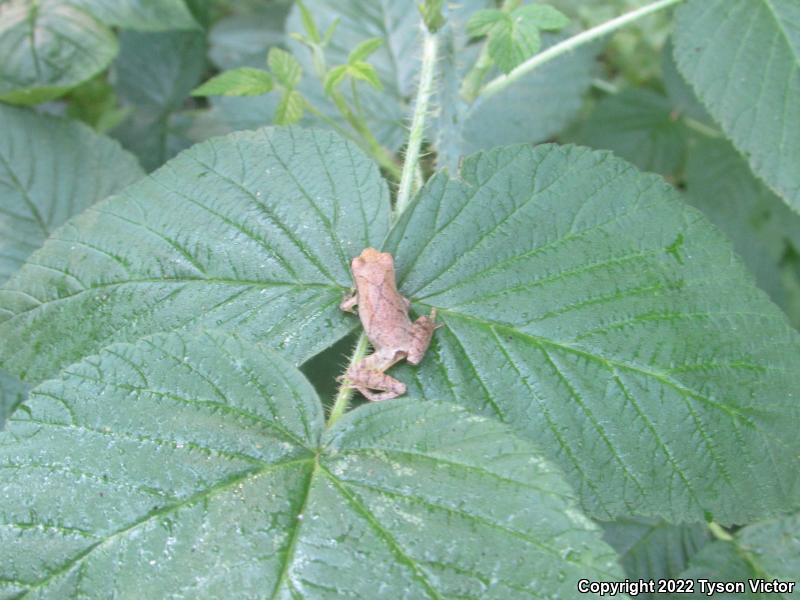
349 368 407 401
344 351 407 401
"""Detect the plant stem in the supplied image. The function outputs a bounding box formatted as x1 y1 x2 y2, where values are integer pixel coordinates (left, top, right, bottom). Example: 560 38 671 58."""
327 332 369 427
395 28 439 219
684 117 721 138
708 521 734 542
479 0 685 100
327 25 441 429
460 43 494 102
330 89 402 180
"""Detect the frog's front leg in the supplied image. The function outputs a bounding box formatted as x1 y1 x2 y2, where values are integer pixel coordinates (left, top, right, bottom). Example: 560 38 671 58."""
344 349 406 401
339 289 358 312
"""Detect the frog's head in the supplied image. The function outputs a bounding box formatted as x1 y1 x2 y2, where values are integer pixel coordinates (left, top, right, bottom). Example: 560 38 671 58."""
352 247 393 271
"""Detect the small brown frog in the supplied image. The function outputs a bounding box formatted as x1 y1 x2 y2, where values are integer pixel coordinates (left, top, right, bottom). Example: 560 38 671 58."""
339 248 437 401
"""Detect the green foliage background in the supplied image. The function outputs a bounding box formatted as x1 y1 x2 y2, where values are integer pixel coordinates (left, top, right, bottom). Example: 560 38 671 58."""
0 0 798 597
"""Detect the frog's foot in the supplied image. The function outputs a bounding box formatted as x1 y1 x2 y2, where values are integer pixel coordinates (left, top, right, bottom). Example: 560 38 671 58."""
355 386 405 402
339 289 358 313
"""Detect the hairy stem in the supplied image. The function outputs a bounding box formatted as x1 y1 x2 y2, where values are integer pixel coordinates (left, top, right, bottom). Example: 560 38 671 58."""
395 28 439 218
328 332 370 427
327 25 441 428
479 0 685 100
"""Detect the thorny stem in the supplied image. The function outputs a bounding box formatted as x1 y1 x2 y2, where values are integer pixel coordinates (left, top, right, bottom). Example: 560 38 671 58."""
394 28 439 218
479 0 685 101
327 25 440 428
327 332 370 427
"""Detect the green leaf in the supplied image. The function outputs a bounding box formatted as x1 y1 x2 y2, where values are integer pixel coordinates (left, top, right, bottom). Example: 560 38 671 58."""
0 104 144 285
0 0 117 105
685 137 800 328
466 9 506 38
661 38 712 126
321 18 340 46
575 88 688 176
516 4 570 31
0 369 27 430
0 329 624 597
192 67 273 97
267 47 303 88
323 64 349 95
673 0 800 211
347 37 383 63
476 4 569 74
602 517 710 595
347 61 383 90
0 127 390 383
385 144 800 523
0 105 141 426
487 12 542 74
674 514 800 598
64 76 130 133
67 0 198 31
451 35 596 160
285 0 418 150
274 89 305 125
111 29 207 171
296 0 321 43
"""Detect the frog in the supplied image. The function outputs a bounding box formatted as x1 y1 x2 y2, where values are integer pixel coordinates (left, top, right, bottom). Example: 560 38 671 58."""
339 247 437 401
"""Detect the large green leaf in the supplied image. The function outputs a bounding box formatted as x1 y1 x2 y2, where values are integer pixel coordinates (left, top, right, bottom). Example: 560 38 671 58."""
575 88 688 176
111 29 208 171
673 514 800 599
0 329 623 597
673 0 800 211
686 137 800 328
0 127 389 383
68 0 198 31
385 144 800 523
0 0 117 105
602 517 710 597
4 132 799 525
0 105 144 285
